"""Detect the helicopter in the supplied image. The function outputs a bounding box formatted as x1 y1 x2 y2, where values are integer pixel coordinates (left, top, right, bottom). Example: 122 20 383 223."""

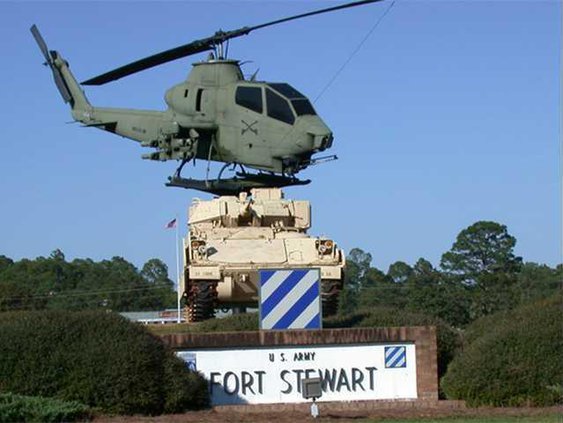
32 0 383 195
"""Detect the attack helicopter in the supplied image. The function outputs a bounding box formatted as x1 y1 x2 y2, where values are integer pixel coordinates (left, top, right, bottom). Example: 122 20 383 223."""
32 0 383 195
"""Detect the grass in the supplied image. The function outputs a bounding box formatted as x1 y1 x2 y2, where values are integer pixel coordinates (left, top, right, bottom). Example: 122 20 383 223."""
146 322 197 335
146 312 259 336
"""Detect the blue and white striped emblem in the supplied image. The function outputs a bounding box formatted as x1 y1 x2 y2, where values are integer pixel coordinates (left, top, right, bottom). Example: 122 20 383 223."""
177 352 197 371
385 346 407 368
259 269 321 330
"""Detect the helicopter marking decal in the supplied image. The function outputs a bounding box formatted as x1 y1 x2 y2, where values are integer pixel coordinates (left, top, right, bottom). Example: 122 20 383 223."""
241 120 258 136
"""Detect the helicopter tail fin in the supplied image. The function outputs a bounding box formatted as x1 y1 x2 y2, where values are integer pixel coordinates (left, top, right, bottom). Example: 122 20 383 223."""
31 25 91 117
55 52 92 117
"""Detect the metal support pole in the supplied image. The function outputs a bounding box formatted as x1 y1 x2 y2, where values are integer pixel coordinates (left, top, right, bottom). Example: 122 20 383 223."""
175 215 181 323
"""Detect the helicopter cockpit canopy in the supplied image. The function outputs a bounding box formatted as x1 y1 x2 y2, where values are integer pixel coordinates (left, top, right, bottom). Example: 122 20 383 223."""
268 83 317 117
235 82 317 126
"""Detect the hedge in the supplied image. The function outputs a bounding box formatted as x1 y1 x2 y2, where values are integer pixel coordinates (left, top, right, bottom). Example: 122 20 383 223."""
193 312 259 332
325 307 460 382
441 294 563 406
0 310 208 415
0 393 91 423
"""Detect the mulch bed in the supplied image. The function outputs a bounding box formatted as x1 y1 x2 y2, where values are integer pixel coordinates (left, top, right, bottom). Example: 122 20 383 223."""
93 401 562 422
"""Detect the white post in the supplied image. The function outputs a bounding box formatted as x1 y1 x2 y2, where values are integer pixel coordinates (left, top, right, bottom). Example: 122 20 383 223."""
175 215 181 323
311 399 319 418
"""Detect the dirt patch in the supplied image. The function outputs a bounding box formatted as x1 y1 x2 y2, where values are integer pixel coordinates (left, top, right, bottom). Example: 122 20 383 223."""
93 402 562 422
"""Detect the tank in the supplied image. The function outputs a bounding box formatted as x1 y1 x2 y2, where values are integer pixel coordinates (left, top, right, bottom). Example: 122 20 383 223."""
182 188 345 322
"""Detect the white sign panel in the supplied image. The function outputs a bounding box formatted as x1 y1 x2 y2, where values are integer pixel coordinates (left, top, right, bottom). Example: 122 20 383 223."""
177 343 417 405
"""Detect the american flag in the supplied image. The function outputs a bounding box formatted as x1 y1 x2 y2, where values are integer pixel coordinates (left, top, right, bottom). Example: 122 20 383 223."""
165 218 177 229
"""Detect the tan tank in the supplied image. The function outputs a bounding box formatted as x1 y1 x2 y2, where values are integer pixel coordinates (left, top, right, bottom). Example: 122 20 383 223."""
181 188 345 322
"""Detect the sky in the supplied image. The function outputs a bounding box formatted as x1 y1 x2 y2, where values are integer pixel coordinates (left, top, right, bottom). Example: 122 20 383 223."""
0 0 560 280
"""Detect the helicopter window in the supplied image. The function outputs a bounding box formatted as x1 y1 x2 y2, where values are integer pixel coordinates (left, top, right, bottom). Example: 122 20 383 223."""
266 89 295 125
291 99 316 116
268 83 305 99
196 88 203 112
235 86 263 114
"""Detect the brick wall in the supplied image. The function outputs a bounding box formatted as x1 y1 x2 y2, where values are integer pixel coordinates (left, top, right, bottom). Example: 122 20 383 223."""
159 326 438 400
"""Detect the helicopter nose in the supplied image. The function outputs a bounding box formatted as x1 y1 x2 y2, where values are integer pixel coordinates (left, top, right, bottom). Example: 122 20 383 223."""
296 115 333 152
310 132 333 152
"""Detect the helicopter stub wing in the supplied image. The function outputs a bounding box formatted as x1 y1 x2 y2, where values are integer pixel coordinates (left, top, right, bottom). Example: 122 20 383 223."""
81 121 118 132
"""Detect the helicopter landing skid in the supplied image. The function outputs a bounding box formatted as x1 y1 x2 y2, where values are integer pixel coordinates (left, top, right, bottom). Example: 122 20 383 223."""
166 173 310 196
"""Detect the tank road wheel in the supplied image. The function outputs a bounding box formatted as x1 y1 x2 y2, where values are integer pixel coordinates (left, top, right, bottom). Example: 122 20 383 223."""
321 279 342 317
186 280 217 322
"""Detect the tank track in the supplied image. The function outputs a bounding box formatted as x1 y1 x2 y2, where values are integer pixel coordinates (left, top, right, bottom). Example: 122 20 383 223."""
321 279 342 317
186 280 218 322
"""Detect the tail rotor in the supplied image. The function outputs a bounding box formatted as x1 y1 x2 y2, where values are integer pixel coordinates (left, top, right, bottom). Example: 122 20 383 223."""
30 24 73 105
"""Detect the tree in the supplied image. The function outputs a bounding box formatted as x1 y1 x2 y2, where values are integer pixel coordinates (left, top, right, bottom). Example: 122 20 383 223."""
441 221 522 284
141 259 172 286
0 252 178 312
49 249 65 261
387 261 413 283
513 262 562 305
337 285 357 316
405 258 471 327
346 248 372 291
413 258 434 276
363 267 390 288
141 258 176 308
338 248 375 314
358 264 404 309
440 221 522 319
0 256 13 274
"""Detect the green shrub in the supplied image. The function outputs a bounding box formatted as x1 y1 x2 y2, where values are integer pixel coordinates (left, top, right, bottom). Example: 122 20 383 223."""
0 310 208 415
161 353 209 413
325 307 460 382
193 312 258 332
441 294 563 406
0 393 90 423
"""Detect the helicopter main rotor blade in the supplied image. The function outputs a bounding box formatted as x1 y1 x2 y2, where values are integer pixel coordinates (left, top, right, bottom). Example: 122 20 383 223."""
81 33 235 86
81 0 384 86
247 0 384 32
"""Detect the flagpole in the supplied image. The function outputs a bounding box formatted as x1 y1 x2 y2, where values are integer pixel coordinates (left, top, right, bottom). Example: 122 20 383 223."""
175 214 181 324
